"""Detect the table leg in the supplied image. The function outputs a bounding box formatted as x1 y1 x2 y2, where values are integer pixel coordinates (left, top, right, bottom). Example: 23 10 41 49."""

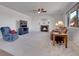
64 36 67 48
53 35 55 46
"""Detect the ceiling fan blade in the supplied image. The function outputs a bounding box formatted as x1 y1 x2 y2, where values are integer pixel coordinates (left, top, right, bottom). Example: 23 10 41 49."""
41 8 44 11
42 11 47 12
33 10 37 11
33 10 38 12
38 9 40 11
33 8 47 13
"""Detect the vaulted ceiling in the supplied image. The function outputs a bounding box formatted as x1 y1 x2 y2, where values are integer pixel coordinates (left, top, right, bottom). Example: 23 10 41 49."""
0 2 76 16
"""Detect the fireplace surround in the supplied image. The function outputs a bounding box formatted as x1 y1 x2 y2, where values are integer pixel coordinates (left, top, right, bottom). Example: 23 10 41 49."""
40 25 49 32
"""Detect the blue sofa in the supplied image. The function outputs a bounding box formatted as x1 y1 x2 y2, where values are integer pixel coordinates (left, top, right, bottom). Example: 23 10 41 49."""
0 27 18 41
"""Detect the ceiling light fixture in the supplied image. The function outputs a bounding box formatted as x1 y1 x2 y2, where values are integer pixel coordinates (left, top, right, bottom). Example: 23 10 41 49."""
33 8 47 14
38 11 41 14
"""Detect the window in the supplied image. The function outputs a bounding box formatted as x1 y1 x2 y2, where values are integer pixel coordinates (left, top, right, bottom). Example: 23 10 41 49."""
69 11 78 27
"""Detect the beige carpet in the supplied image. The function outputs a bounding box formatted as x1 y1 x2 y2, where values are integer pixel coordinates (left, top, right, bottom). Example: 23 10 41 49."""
0 32 79 56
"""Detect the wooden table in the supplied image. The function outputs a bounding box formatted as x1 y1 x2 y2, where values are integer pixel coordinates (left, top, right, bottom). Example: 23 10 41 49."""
52 32 68 48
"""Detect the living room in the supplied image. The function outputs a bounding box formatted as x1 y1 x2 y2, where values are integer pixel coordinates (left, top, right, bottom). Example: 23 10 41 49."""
0 2 79 56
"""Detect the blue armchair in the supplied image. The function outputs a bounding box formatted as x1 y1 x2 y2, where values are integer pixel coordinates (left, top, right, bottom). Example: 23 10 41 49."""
0 27 18 41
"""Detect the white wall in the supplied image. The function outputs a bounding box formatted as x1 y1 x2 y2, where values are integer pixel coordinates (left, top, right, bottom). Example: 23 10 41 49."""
0 5 31 31
0 5 64 33
0 5 32 39
28 14 63 32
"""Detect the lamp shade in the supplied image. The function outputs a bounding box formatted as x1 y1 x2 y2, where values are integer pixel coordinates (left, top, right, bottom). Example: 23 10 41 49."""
58 21 64 27
55 23 58 26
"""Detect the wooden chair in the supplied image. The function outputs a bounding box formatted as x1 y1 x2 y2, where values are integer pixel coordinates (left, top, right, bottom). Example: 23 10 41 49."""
50 27 67 44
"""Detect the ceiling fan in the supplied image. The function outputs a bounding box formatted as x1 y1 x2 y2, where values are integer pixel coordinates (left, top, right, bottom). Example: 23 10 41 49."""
33 8 47 14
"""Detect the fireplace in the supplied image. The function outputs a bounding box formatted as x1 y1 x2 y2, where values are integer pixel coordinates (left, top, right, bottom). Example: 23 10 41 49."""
40 25 49 32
